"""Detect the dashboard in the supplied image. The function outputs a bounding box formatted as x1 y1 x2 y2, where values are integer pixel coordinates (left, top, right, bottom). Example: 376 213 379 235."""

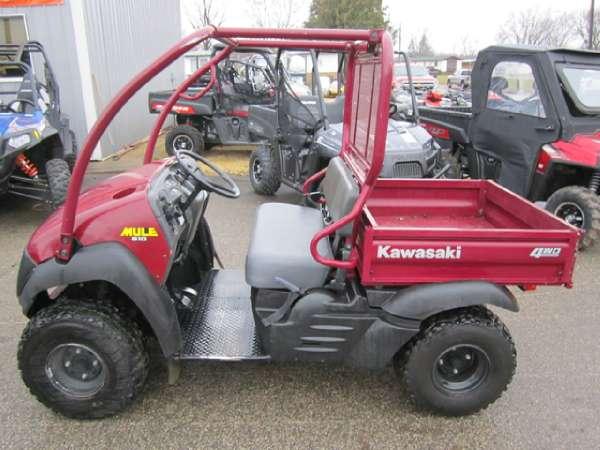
148 161 209 267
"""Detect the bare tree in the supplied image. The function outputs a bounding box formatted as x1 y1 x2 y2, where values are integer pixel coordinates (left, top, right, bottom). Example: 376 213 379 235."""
456 34 476 57
250 0 305 28
574 8 600 49
497 9 576 48
187 0 224 49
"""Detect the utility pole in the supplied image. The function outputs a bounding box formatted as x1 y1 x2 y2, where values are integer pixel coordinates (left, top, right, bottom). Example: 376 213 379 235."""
590 0 596 49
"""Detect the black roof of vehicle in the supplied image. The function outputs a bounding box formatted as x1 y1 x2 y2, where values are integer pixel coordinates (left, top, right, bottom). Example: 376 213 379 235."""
480 45 600 61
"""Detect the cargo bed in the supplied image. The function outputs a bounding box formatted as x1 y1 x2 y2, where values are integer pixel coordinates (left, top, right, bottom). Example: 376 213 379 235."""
357 179 579 287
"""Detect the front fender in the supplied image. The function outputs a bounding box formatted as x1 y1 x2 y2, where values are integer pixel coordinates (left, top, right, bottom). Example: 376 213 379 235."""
17 242 181 357
382 281 519 321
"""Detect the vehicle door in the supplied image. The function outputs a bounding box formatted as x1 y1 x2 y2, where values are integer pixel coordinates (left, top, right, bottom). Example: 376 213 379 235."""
469 54 560 197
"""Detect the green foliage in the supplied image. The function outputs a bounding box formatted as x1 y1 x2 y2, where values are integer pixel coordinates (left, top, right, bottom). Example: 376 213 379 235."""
306 0 388 29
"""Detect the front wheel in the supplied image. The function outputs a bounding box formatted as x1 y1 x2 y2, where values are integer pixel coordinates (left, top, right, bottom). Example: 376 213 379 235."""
546 186 600 250
45 158 70 208
165 124 204 156
18 300 149 419
396 307 516 416
249 145 281 195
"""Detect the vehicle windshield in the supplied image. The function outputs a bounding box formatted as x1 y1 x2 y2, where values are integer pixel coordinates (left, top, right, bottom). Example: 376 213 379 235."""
462 70 471 75
559 66 600 113
394 64 428 77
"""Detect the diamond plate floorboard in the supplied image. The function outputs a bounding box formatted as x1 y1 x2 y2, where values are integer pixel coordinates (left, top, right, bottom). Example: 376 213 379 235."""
179 270 268 360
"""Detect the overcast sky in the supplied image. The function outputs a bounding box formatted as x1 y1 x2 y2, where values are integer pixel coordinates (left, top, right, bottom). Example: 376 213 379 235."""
182 0 593 54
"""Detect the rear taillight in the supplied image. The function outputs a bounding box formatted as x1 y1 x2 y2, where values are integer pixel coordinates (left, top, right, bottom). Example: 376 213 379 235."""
536 144 561 174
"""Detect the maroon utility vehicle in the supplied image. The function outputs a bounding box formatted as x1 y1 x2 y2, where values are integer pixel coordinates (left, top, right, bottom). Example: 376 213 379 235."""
16 28 579 420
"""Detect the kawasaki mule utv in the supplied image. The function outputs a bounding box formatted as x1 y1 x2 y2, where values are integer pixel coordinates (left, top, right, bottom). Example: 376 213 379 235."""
16 28 579 420
149 45 278 155
247 49 452 195
0 41 74 207
419 46 600 248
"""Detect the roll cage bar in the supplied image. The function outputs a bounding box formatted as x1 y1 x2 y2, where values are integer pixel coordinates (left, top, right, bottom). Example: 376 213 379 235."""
0 40 59 110
58 27 393 269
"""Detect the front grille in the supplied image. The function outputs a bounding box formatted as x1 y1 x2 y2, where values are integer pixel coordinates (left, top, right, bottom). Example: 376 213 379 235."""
393 161 423 178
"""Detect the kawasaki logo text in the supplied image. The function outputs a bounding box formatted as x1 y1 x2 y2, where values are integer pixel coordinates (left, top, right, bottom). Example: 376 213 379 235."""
377 245 462 260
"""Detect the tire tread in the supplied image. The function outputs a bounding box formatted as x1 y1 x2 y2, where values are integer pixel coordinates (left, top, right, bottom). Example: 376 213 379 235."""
18 299 149 419
400 306 516 416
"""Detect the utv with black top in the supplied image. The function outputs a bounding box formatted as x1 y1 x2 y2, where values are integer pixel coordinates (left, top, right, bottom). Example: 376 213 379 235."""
16 28 579 420
419 46 600 248
0 41 74 206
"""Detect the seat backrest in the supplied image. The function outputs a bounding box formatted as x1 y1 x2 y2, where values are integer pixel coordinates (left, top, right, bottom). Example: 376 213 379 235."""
321 156 359 236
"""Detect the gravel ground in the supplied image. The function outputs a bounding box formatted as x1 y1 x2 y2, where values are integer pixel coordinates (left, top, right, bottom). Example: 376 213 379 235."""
0 174 599 449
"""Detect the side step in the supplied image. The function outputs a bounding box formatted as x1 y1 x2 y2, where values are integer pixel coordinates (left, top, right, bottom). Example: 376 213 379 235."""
178 270 269 361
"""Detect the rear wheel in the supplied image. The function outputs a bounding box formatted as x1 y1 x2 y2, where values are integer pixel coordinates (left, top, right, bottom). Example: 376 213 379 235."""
397 307 516 416
165 124 204 156
45 158 70 208
249 145 281 195
18 299 149 419
546 186 600 250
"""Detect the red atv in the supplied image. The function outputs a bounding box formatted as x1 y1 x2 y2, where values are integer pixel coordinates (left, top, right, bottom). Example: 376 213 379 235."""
16 28 579 420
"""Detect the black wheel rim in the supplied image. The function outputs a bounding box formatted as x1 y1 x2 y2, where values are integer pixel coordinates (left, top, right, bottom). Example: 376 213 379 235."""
555 202 585 228
45 343 107 398
432 345 490 393
252 158 263 183
172 134 194 153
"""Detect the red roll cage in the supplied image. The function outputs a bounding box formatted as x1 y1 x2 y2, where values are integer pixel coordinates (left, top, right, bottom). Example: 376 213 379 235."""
58 26 394 269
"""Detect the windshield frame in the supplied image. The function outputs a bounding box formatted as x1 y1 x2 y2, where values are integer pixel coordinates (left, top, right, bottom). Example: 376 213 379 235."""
556 63 600 115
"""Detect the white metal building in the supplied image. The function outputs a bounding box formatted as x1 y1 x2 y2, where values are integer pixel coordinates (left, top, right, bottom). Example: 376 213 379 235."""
0 0 183 159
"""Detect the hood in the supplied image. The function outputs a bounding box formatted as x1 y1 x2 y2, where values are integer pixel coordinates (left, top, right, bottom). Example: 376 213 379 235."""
26 161 167 263
315 120 436 160
0 111 45 138
552 132 600 168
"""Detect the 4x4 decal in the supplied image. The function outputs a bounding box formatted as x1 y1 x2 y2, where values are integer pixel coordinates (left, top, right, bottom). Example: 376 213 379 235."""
530 247 562 258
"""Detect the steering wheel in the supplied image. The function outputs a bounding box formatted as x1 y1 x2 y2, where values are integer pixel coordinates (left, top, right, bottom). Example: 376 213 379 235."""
7 99 36 113
175 150 240 199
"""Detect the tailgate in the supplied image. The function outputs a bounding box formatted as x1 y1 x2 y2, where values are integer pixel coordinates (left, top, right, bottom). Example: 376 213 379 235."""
419 106 471 145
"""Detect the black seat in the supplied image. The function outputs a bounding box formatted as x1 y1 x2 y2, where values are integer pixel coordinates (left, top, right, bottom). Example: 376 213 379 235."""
245 157 359 290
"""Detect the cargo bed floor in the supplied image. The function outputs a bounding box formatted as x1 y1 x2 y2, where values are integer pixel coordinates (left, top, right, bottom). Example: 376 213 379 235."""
375 214 497 229
179 270 268 361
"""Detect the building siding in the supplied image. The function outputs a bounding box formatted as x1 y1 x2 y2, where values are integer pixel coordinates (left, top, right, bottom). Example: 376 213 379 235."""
0 2 87 150
82 0 183 156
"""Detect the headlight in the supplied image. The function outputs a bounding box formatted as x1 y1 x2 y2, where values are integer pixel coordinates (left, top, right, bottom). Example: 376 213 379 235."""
8 134 31 149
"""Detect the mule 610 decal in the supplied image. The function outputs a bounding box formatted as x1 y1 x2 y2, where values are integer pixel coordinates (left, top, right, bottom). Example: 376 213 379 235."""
120 227 159 241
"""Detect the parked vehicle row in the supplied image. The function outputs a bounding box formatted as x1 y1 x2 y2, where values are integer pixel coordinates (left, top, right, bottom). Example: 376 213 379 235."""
150 47 454 198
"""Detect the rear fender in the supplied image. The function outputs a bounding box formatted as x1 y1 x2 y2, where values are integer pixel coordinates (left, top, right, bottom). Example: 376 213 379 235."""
18 242 181 357
381 281 519 321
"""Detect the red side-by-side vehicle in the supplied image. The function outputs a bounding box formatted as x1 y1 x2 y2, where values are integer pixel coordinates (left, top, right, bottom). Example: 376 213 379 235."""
15 28 579 420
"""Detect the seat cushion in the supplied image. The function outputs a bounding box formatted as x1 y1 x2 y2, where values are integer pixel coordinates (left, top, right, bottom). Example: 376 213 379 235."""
245 203 332 290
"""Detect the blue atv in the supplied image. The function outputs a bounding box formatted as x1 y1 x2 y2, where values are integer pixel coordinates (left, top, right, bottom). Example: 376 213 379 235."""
0 41 75 207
